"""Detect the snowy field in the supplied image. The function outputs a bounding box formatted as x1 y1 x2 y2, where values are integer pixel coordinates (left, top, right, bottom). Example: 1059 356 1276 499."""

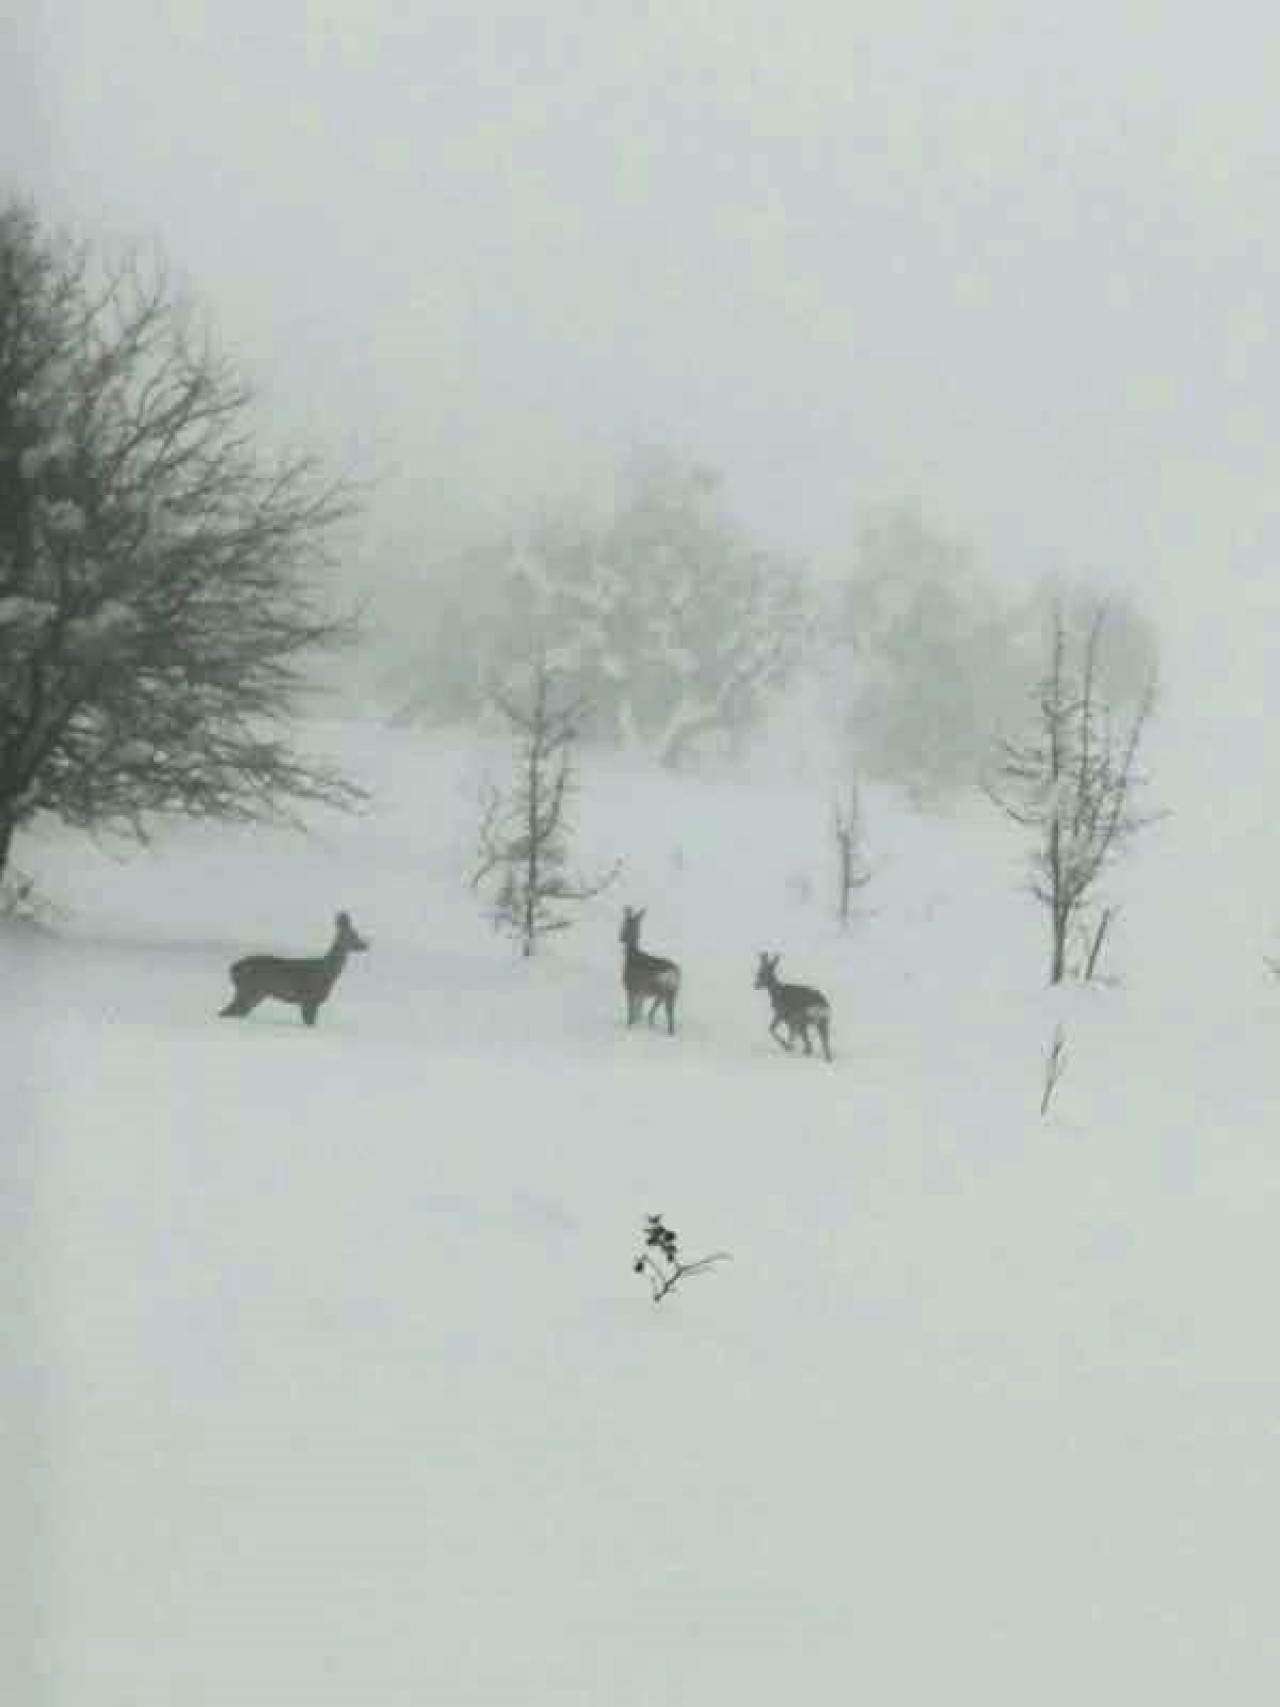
6 718 1280 1704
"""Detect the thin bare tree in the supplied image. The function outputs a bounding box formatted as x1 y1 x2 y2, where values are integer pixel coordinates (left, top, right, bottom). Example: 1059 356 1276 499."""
986 600 1158 985
833 781 871 928
472 650 618 956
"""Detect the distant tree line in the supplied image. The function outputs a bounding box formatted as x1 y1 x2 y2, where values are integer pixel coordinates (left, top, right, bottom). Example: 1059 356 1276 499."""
0 191 1163 915
389 448 811 770
832 501 1159 803
380 480 1160 800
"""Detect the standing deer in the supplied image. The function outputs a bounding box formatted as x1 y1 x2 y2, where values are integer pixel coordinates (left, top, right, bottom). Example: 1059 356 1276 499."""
620 906 681 1035
754 952 832 1061
219 910 368 1026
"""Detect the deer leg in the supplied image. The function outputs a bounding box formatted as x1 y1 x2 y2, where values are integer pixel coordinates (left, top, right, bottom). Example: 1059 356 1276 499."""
664 993 676 1036
769 1017 792 1051
220 980 257 1018
818 1018 832 1062
300 1002 319 1027
800 1025 814 1056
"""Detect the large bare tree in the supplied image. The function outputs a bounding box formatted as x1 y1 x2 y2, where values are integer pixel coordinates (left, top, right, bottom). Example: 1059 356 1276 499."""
0 202 362 881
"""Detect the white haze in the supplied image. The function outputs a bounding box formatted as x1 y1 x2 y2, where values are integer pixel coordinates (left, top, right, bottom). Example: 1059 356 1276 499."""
7 8 1280 1685
18 3 1280 821
19 6 1280 591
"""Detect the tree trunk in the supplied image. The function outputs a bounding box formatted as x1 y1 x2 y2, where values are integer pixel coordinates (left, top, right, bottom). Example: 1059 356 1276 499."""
1050 900 1068 985
0 809 15 885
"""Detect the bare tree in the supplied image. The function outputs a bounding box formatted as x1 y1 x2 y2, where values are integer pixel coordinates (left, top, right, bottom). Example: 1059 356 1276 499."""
986 600 1158 985
833 782 871 928
0 202 363 882
838 501 1029 798
472 651 617 956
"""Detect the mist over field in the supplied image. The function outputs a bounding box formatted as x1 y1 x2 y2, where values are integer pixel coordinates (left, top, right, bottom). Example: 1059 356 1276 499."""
7 3 1280 1700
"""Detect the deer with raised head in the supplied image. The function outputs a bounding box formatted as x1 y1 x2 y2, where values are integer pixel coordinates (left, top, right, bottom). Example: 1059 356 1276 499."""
219 910 368 1026
754 952 832 1061
620 906 681 1035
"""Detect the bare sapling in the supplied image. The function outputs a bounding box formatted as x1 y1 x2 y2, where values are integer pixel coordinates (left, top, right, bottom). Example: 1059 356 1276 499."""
633 1214 731 1304
1082 904 1116 983
986 600 1159 986
833 783 871 928
219 910 368 1026
754 952 833 1061
1040 1023 1068 1116
473 651 617 956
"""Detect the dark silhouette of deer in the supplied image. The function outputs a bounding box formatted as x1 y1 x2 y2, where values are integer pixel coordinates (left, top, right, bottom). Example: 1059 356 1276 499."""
754 952 832 1061
219 911 368 1026
620 906 681 1035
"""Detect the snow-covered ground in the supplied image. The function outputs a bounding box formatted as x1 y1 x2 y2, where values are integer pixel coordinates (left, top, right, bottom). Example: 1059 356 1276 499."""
6 719 1280 1704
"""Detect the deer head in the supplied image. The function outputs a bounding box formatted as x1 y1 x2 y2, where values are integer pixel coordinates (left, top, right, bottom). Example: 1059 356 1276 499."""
335 911 370 953
620 906 646 948
754 952 781 989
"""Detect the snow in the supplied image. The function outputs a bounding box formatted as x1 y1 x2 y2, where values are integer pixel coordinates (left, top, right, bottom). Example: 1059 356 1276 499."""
0 594 56 634
6 718 1280 1704
62 602 140 656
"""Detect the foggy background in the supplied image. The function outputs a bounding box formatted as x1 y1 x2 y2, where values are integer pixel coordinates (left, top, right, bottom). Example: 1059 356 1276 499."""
9 1 1280 765
9 12 1280 1699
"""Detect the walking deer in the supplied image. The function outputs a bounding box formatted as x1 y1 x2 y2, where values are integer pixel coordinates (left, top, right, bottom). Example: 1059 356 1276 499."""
620 906 681 1035
754 952 832 1061
219 910 368 1026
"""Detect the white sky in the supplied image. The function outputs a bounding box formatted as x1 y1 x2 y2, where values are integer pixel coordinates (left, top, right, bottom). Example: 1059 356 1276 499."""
12 2 1280 672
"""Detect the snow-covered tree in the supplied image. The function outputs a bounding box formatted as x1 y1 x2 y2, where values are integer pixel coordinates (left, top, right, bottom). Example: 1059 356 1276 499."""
399 457 812 771
0 202 362 880
839 502 1028 800
986 600 1158 985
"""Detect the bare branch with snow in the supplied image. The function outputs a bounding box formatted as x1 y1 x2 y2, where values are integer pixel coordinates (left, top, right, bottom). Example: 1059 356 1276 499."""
0 201 364 878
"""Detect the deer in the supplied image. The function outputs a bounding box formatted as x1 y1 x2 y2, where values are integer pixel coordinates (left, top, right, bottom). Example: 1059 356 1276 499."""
754 952 832 1061
620 906 681 1036
219 910 369 1027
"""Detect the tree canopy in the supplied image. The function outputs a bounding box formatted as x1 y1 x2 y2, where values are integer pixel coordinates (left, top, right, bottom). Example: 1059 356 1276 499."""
0 202 363 877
